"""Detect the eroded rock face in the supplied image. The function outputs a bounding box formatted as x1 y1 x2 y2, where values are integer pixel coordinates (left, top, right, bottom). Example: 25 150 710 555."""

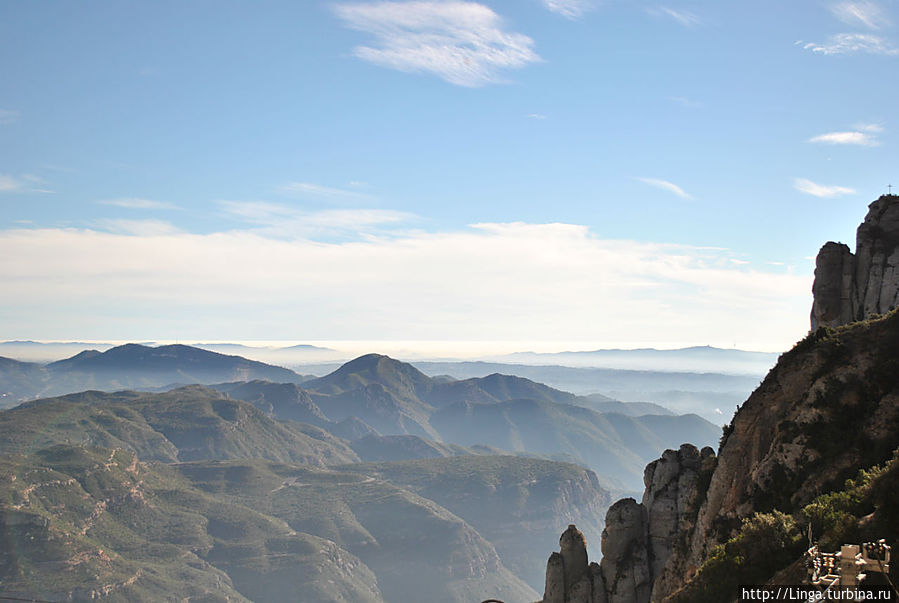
538 445 716 603
600 499 651 603
855 195 899 320
542 524 606 603
643 444 716 599
536 197 899 603
811 242 855 329
811 195 899 330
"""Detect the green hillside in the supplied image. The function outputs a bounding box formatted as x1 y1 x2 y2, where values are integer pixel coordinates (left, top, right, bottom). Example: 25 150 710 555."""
0 386 358 465
337 455 610 590
0 445 382 602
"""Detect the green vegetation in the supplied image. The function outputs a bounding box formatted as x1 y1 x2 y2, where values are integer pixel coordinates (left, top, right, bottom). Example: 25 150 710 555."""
335 455 608 591
0 386 358 465
671 511 804 603
671 449 899 602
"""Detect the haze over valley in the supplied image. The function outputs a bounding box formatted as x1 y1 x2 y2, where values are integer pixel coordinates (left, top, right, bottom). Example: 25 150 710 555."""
2 0 898 601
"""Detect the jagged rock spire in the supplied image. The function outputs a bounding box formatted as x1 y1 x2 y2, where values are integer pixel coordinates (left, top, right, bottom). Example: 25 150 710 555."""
811 194 899 330
542 524 605 603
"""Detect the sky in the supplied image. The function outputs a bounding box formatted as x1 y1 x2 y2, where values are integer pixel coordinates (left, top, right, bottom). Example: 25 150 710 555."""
1 0 897 353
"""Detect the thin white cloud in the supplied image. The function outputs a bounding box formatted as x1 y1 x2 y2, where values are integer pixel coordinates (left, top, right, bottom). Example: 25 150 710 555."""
333 1 540 87
0 175 20 192
647 7 700 27
220 201 415 238
527 113 548 119
668 96 703 108
636 177 693 199
0 109 17 125
97 198 180 210
0 174 53 194
831 1 890 29
278 181 373 201
94 219 184 236
794 178 856 197
803 33 899 55
542 0 597 19
0 222 811 350
809 127 881 146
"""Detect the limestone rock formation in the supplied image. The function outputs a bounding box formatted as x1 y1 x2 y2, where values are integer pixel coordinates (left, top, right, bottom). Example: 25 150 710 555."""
811 194 899 330
593 444 715 603
810 241 854 329
599 499 650 603
641 444 716 597
535 196 899 603
592 299 899 602
542 524 606 603
539 445 715 603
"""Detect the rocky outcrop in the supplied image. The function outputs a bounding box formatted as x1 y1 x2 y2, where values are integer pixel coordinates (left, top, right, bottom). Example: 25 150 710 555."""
811 194 899 330
810 241 855 329
855 194 899 319
593 444 715 603
539 445 715 603
536 197 899 603
599 499 649 603
642 444 716 597
542 524 606 603
596 304 899 602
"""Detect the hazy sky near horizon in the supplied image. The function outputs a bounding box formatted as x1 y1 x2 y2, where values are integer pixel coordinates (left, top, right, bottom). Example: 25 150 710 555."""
1 1 897 352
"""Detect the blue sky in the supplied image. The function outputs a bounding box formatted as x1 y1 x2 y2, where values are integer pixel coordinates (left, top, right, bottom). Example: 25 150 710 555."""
1 0 897 352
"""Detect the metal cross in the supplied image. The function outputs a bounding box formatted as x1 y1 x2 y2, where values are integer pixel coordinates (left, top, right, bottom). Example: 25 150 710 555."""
890 184 893 195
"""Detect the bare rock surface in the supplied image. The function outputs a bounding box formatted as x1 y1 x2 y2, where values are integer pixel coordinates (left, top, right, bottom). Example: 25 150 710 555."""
541 524 605 603
812 194 899 329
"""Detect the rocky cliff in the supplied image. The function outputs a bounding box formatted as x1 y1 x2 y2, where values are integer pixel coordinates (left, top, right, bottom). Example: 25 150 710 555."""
537 196 899 603
811 194 899 330
538 445 716 603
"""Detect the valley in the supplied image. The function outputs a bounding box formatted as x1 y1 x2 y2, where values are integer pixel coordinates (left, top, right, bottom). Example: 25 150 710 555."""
0 342 722 601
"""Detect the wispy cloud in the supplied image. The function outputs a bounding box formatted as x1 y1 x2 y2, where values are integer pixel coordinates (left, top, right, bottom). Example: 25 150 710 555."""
220 201 415 238
0 109 17 125
333 1 540 87
646 6 701 27
802 33 899 55
636 177 693 199
794 178 856 197
830 1 890 29
97 198 181 210
0 175 20 192
278 181 374 201
809 124 882 146
668 96 703 108
0 222 811 349
0 174 53 194
541 0 597 19
94 219 184 236
527 113 548 120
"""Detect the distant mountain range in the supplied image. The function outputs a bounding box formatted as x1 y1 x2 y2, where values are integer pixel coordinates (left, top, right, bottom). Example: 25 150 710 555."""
0 341 731 600
214 353 720 490
0 343 308 404
1 342 770 422
0 340 777 374
410 360 760 421
0 345 721 490
494 345 778 374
